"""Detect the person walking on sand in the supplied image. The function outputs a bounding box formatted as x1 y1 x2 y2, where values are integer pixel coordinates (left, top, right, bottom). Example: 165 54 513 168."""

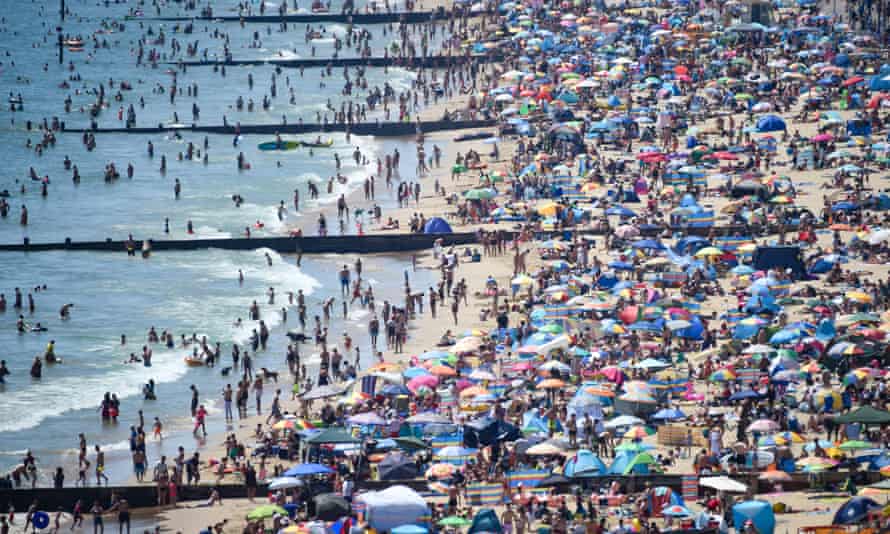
193 404 207 437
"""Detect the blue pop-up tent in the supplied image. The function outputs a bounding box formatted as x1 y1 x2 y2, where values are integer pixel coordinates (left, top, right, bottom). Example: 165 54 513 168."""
564 449 607 477
756 115 787 132
832 497 880 525
423 217 453 234
733 501 775 534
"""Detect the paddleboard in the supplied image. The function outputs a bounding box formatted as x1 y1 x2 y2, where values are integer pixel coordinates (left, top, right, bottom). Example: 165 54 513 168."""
300 140 333 148
258 141 300 151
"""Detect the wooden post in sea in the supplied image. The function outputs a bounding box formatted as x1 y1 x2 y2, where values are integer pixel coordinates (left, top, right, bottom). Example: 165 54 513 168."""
57 28 64 65
60 0 65 20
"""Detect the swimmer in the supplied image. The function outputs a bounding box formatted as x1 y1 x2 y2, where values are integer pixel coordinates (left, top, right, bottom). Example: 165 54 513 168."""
44 339 58 363
60 303 74 319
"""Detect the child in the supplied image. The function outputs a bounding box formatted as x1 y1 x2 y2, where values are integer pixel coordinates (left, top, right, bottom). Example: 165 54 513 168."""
153 417 163 440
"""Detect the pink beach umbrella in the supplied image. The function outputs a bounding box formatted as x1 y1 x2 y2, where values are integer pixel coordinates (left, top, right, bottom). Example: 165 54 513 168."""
408 375 439 392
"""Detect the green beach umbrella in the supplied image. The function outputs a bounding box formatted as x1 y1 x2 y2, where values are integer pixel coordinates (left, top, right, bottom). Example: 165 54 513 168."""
247 505 288 520
538 323 564 334
438 517 472 527
839 440 873 451
465 188 495 200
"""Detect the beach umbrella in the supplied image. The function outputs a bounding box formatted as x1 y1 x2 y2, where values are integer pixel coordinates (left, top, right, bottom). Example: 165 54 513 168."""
539 360 571 374
453 336 483 353
247 505 288 520
615 442 655 453
526 442 564 455
651 407 686 421
624 425 655 439
694 247 724 257
709 369 736 382
537 378 566 389
425 463 456 478
758 471 791 482
774 432 805 444
268 477 304 490
605 415 644 429
747 419 779 432
348 412 388 426
464 188 496 200
701 476 749 493
438 517 472 527
663 505 693 517
459 385 490 398
845 291 873 304
273 419 315 431
839 440 874 451
314 493 351 521
283 463 334 477
407 375 439 391
430 365 458 377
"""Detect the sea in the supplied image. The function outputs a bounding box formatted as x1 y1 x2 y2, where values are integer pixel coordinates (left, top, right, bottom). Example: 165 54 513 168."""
0 0 445 484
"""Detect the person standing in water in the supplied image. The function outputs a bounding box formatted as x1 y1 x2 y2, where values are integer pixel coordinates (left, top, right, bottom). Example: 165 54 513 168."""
94 446 109 486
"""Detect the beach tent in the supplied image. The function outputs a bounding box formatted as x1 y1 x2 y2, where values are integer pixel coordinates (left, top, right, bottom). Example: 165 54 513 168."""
870 74 890 91
463 416 521 448
356 485 429 532
648 486 684 517
423 217 453 234
732 501 775 534
468 509 503 534
564 449 607 477
744 294 780 314
731 181 769 200
378 451 420 480
752 246 806 279
756 115 787 132
832 497 880 525
313 493 351 521
833 406 890 425
305 427 361 445
283 463 335 476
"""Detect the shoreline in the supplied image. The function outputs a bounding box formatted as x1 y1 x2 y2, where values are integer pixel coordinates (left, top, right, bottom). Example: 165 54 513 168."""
0 2 502 492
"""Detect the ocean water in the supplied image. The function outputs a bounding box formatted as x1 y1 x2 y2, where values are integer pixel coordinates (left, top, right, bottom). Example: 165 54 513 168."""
0 0 443 482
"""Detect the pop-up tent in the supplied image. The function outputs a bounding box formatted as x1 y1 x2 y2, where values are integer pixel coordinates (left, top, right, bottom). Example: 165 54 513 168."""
423 217 453 234
356 486 429 532
564 449 607 477
463 416 521 448
468 509 503 534
756 115 787 132
832 497 880 525
753 246 806 280
733 500 775 534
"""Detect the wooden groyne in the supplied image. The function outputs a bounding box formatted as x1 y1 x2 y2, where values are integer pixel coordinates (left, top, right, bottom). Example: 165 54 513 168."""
149 9 457 24
61 119 498 136
0 224 778 255
167 53 499 69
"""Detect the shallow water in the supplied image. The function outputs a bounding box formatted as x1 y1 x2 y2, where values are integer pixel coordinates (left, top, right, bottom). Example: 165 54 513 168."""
0 0 443 482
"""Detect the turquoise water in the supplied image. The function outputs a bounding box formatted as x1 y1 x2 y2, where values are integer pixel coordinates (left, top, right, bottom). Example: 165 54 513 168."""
0 0 442 482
